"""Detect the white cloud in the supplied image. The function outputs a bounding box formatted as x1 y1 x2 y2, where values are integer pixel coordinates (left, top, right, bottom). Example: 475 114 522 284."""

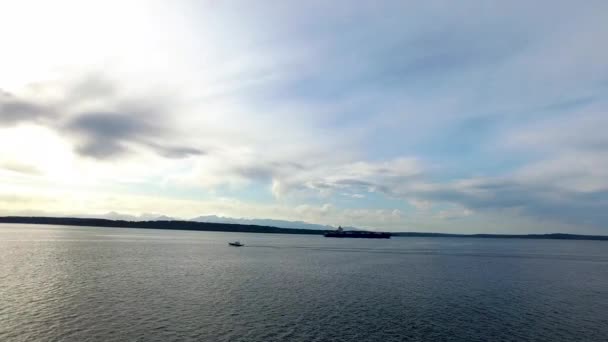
408 199 432 210
437 207 474 220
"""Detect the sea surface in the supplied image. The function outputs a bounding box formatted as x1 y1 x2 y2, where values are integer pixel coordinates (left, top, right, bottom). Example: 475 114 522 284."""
1 224 607 342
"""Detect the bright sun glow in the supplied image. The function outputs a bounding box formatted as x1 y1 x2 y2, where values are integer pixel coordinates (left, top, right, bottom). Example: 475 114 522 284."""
0 124 75 180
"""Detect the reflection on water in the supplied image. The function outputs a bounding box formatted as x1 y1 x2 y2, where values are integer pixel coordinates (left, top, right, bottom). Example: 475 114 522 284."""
1 224 607 341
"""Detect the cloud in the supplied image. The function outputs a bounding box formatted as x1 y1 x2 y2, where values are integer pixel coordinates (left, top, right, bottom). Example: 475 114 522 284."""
1 1 608 233
63 110 204 159
0 194 36 203
409 199 432 210
437 207 473 220
0 160 41 175
438 100 606 227
0 90 54 125
1 77 202 160
150 144 204 159
66 111 160 158
400 176 608 228
270 158 423 198
506 103 608 153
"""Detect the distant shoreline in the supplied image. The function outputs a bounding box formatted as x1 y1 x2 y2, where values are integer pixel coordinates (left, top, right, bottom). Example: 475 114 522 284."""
1 216 607 241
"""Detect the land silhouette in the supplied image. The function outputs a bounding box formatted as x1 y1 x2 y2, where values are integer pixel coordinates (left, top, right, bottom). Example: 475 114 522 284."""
1 216 607 241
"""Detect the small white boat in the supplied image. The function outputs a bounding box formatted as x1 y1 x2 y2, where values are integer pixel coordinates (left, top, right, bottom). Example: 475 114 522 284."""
228 241 244 247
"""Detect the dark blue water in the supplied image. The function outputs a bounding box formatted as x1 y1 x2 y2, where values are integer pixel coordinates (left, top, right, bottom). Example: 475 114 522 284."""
1 224 607 341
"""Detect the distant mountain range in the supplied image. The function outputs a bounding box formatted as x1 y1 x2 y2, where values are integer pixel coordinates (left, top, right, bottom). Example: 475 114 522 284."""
78 212 178 222
191 215 347 231
91 212 358 231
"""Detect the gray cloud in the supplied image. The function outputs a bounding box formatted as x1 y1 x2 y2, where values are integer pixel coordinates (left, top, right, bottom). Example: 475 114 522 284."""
68 75 118 100
218 150 608 230
0 90 53 125
408 179 608 228
66 111 161 158
216 158 424 198
146 143 204 159
331 171 608 229
2 78 203 160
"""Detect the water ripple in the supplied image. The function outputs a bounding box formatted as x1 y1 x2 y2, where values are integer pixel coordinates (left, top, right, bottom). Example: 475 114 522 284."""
1 224 607 341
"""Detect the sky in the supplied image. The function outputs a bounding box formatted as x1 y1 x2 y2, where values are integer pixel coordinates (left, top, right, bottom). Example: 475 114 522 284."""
0 0 607 234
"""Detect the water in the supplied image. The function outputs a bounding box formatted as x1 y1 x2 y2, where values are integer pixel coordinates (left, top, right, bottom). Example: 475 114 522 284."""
1 224 607 342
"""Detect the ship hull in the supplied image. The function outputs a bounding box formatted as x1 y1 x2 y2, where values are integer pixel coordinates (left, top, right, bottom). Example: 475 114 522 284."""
324 232 391 239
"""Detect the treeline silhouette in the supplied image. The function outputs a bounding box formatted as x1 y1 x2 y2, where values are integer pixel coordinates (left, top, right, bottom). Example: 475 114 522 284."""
392 232 608 240
0 216 324 235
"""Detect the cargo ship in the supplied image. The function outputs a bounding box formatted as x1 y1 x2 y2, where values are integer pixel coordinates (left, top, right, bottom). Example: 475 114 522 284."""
324 226 391 239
